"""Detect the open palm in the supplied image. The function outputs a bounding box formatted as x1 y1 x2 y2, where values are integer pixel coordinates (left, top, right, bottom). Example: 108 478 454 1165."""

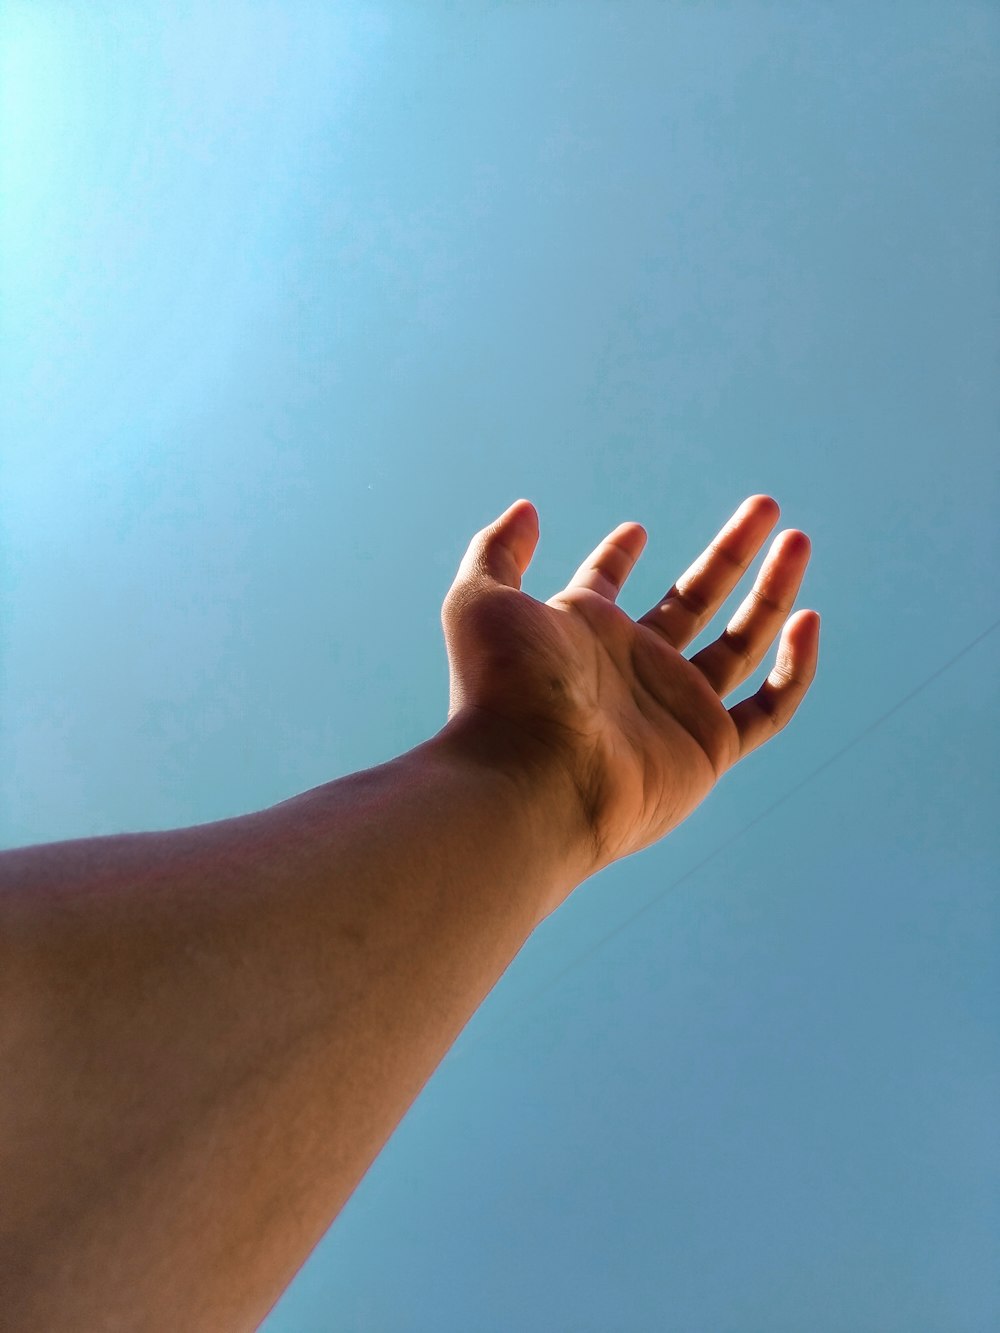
442 496 819 875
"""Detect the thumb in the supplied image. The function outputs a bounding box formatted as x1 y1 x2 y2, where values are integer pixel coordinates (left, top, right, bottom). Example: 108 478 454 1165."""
459 499 540 591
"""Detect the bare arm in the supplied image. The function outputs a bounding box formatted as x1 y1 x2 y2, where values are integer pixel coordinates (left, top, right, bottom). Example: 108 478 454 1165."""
0 496 818 1330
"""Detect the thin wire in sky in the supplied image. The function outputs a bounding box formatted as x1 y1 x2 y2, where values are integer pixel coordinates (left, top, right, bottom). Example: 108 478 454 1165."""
464 614 1000 1051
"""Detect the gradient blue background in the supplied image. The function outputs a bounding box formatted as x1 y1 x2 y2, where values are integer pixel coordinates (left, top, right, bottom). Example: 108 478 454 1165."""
2 4 998 1329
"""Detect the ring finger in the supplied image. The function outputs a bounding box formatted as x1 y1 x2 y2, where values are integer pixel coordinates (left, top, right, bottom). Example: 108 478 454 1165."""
638 495 780 649
689 529 812 696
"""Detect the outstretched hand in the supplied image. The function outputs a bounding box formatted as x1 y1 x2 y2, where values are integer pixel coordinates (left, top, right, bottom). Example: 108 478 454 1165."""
0 493 818 1331
442 496 819 878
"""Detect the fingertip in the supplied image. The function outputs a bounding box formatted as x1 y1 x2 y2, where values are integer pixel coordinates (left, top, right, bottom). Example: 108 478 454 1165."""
788 610 821 663
620 520 648 548
503 498 538 531
776 527 811 555
493 498 540 580
743 493 780 520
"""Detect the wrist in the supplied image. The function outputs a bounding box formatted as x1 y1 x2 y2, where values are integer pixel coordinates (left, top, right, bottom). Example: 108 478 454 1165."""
425 707 599 917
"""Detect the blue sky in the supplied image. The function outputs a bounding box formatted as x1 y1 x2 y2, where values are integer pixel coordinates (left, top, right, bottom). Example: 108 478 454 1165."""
2 4 998 1329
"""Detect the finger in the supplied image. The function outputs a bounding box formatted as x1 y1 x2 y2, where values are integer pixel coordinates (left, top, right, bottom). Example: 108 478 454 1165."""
690 529 811 696
565 522 648 602
638 495 780 649
728 609 820 760
457 499 539 591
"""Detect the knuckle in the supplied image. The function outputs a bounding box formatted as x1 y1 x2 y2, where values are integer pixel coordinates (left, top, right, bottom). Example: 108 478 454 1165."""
669 581 709 617
708 540 745 572
721 626 754 668
749 586 785 615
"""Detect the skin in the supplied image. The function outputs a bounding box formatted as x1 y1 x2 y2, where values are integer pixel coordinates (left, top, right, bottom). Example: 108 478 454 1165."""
0 495 818 1330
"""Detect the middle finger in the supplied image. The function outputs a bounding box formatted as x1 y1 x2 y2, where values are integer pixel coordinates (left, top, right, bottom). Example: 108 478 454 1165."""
638 495 780 649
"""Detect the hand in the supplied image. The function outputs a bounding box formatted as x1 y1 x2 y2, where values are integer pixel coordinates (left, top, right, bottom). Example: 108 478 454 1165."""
441 496 819 880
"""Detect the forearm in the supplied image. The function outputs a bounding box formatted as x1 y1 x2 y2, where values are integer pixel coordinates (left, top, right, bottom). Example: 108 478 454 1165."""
0 714 591 1331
